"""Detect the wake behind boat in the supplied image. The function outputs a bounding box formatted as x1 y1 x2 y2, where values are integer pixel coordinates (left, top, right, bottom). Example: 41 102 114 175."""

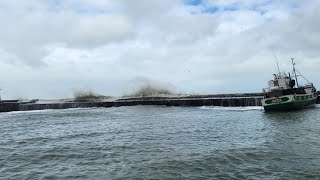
262 58 317 111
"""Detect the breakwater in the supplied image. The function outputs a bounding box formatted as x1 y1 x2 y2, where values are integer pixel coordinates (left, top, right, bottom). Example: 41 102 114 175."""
0 93 319 113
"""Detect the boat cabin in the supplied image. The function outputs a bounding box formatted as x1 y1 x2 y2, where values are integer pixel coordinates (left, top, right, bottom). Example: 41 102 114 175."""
263 73 316 98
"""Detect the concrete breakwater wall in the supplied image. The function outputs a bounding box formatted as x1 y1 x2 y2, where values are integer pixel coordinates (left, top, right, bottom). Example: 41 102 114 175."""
0 94 319 113
0 97 263 113
0 103 20 112
113 97 263 107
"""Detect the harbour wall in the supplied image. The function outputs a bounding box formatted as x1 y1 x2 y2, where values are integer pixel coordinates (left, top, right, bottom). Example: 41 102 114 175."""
0 93 319 113
1 96 263 113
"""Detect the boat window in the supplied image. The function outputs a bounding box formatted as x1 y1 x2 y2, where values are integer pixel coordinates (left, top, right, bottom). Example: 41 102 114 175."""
301 96 305 100
306 96 309 100
296 96 300 100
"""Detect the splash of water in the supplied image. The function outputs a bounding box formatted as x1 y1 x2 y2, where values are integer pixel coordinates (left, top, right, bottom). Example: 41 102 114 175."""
129 85 174 97
73 89 111 100
124 77 180 97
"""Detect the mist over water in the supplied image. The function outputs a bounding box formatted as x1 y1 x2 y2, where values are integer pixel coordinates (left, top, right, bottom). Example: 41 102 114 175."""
1 106 320 179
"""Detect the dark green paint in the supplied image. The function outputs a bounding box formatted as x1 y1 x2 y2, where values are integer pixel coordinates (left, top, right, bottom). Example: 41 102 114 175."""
264 98 316 111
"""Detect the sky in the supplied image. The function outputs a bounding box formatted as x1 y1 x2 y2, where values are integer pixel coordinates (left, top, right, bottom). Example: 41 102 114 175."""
0 0 320 99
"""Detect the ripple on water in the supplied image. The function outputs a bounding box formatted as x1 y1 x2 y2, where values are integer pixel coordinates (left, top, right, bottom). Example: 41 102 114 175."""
0 106 320 179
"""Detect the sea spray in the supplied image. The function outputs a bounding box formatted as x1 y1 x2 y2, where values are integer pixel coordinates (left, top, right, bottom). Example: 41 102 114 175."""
73 89 111 100
124 77 180 97
130 85 173 97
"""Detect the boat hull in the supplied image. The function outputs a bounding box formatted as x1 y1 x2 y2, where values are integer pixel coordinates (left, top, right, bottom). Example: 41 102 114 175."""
262 94 317 111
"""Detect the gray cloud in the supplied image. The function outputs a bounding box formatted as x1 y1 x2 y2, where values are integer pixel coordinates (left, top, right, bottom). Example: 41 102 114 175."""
0 0 319 99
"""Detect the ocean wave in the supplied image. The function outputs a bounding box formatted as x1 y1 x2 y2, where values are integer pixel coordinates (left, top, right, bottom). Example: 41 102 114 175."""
198 106 263 111
2 107 99 115
5 109 56 114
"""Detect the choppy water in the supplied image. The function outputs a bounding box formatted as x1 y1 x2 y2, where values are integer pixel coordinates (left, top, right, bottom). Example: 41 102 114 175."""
1 106 320 179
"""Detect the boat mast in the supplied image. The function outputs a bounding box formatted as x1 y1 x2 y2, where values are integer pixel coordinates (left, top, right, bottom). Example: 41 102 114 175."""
272 50 281 74
291 58 299 87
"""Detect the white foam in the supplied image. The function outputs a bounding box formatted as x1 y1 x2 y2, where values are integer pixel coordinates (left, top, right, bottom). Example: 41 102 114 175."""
2 107 99 115
198 106 263 111
4 109 56 115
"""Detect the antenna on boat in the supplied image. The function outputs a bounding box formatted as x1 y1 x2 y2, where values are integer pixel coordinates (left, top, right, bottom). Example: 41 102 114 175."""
272 50 281 74
291 58 299 87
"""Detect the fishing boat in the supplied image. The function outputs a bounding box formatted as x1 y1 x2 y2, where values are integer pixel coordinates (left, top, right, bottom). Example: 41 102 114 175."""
262 58 317 111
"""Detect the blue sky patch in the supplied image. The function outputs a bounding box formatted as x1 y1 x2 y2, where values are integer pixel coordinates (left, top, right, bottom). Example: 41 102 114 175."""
223 2 241 12
202 6 219 14
184 0 203 6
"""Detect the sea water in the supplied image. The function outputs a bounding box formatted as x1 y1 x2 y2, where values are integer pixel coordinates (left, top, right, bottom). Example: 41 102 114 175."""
1 106 320 179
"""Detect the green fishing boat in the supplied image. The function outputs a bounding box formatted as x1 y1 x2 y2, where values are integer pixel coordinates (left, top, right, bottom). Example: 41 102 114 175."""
262 58 317 111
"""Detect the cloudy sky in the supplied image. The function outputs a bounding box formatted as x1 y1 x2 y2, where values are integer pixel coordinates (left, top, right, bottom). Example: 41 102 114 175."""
0 0 319 99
